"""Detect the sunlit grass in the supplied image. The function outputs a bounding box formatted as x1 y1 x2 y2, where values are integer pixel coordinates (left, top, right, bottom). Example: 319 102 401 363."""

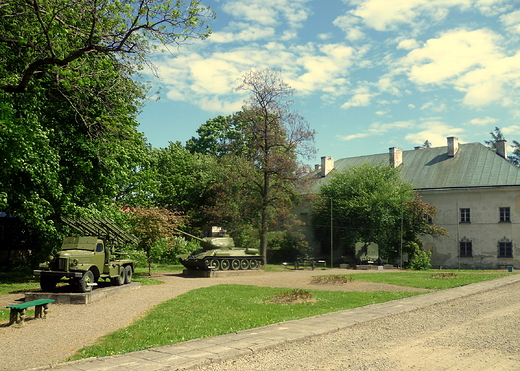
69 284 420 360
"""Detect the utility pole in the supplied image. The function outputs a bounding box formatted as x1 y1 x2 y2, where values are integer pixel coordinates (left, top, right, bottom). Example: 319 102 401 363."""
330 198 333 269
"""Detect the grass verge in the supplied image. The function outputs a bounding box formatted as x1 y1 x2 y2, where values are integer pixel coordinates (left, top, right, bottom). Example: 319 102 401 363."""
69 284 420 360
332 271 511 290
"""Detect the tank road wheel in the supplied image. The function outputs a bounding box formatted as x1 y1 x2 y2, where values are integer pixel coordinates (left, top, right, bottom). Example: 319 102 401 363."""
40 276 58 292
240 259 250 270
78 270 95 293
209 259 220 270
231 259 240 270
111 266 126 286
124 265 133 284
220 259 230 271
249 259 260 270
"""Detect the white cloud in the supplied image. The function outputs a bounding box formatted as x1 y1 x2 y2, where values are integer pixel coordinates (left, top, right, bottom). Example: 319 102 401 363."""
468 116 499 126
502 124 520 136
338 120 415 141
404 121 465 147
500 10 520 33
346 0 474 32
338 132 371 141
340 85 377 109
210 26 276 43
222 0 312 27
397 39 420 50
397 27 520 107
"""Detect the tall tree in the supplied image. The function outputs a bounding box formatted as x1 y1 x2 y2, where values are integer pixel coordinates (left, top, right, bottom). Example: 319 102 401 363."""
312 163 446 263
185 114 249 157
0 1 214 264
152 142 219 227
234 68 316 264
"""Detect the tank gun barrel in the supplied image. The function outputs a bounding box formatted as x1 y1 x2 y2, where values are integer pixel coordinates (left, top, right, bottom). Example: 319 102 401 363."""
174 228 205 243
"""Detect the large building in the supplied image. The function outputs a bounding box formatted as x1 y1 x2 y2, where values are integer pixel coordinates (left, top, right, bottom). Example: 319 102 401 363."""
304 137 520 269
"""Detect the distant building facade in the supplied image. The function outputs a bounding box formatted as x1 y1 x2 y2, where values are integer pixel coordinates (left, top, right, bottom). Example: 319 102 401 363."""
303 137 520 269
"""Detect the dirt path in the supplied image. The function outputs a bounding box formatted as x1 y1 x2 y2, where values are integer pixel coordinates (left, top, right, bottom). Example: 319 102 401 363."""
0 268 424 371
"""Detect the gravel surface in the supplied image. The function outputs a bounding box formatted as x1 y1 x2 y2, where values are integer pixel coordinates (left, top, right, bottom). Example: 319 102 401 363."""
191 280 520 371
0 268 424 371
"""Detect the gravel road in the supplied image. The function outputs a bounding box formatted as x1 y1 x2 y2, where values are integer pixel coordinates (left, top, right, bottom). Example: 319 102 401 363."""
191 279 520 371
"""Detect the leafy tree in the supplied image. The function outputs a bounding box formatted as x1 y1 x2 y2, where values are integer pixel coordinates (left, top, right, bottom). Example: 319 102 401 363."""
185 114 249 157
0 1 213 265
312 163 446 263
0 52 150 263
151 142 219 227
129 207 184 275
223 68 316 263
0 0 214 93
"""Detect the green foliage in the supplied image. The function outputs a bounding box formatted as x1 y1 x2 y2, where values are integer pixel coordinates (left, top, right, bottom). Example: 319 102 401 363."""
196 69 316 264
334 271 510 290
0 0 214 93
313 163 413 259
185 114 250 157
129 207 185 275
313 163 446 263
408 242 432 271
152 142 218 226
69 284 419 359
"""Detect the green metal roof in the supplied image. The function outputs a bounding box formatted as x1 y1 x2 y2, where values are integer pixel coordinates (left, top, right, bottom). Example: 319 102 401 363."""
315 143 520 190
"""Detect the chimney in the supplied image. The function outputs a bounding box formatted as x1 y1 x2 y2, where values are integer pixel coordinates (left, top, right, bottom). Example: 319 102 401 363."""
321 156 334 177
496 140 508 159
447 137 459 157
389 147 403 167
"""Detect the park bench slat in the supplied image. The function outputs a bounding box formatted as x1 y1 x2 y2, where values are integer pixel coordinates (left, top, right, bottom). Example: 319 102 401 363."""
6 299 55 310
6 299 55 326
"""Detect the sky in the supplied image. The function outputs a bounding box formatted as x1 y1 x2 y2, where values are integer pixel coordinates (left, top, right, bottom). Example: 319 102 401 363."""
137 0 520 165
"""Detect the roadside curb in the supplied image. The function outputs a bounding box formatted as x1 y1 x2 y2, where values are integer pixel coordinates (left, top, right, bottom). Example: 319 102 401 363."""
29 273 520 371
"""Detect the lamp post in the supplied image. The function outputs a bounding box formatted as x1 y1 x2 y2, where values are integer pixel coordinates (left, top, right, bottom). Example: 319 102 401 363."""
330 197 333 269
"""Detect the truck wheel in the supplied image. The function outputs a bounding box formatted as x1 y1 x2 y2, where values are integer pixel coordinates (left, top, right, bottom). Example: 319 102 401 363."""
77 270 95 293
111 266 126 286
40 276 58 292
124 265 133 284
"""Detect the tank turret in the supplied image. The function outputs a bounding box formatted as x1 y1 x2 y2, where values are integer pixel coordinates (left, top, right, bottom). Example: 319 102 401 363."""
176 229 262 271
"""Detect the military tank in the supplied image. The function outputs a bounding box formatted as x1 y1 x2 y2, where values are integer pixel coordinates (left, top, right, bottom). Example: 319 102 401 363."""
176 230 263 271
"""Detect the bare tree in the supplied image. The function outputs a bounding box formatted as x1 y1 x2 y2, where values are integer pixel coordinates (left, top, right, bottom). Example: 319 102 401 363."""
236 68 316 264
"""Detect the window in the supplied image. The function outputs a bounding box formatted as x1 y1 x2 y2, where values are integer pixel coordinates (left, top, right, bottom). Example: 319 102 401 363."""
459 238 472 257
460 208 470 223
498 239 513 258
96 243 103 253
499 207 511 222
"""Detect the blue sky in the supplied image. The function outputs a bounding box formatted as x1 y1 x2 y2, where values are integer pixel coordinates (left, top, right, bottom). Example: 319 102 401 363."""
137 0 520 165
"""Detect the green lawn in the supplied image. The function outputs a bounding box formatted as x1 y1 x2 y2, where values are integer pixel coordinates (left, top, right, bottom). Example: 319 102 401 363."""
69 269 514 360
336 271 511 289
69 285 421 360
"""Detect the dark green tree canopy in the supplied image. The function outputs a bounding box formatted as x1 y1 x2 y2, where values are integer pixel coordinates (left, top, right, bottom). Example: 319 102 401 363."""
185 114 249 157
312 162 446 262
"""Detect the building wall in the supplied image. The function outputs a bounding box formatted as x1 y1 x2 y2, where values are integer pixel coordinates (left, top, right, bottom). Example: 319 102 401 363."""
419 186 520 269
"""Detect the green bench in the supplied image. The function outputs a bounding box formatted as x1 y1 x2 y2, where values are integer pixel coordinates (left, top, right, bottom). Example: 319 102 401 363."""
6 299 55 326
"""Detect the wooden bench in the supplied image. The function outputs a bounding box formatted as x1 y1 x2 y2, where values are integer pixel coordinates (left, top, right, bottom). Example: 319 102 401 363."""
6 299 55 326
